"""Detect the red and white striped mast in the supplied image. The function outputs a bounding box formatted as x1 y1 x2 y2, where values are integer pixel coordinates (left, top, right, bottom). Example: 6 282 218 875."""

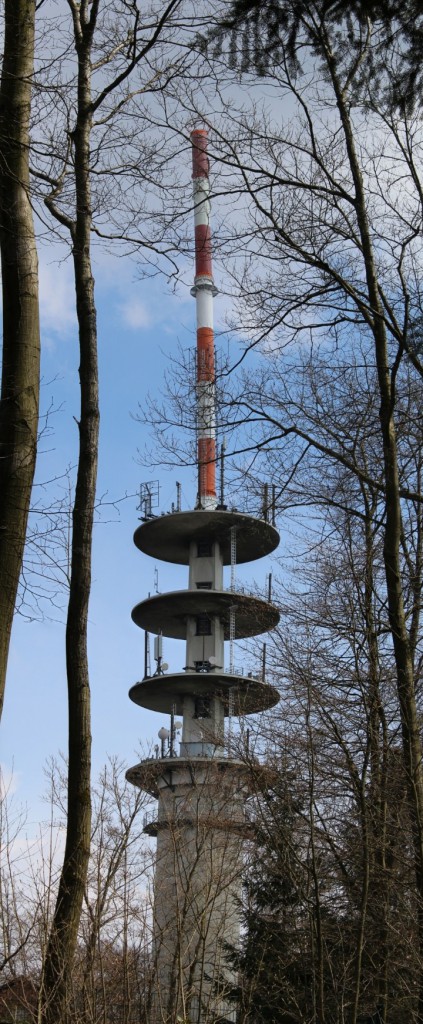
191 128 218 510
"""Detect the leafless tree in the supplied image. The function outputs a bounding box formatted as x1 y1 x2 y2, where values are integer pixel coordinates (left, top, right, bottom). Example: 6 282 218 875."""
136 10 423 1014
0 757 153 1024
27 3 202 1018
172 14 423 1014
0 0 40 720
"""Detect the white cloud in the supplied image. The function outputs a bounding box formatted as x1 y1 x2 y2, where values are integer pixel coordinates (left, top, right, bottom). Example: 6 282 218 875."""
118 296 152 329
39 255 75 339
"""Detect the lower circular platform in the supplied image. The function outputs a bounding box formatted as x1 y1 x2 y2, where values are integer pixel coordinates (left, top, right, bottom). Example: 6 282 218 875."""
129 671 279 716
126 755 252 797
142 813 251 838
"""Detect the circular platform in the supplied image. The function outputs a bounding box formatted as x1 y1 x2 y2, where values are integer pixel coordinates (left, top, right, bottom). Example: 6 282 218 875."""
134 510 279 565
129 671 279 716
142 814 250 838
131 589 280 639
126 755 252 797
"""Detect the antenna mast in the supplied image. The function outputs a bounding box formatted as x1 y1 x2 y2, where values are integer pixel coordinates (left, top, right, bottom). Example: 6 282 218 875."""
191 129 218 510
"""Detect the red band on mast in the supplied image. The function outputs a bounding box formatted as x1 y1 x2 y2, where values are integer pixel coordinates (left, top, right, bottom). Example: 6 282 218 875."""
191 129 209 179
197 328 214 382
194 225 212 278
198 438 216 497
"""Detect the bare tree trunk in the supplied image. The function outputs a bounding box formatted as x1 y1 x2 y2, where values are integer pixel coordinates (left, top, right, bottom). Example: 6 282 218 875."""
363 503 390 1024
39 5 98 1020
37 1 189 1016
304 679 325 1024
0 0 40 720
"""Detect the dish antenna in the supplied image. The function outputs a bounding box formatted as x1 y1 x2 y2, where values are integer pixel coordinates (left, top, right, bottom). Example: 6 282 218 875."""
158 726 169 757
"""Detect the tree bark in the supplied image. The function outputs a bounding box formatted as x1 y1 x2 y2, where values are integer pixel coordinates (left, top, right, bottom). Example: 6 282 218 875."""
0 0 40 720
39 5 98 1020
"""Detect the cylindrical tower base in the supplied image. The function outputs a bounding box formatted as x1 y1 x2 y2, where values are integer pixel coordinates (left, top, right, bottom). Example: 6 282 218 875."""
129 758 250 1024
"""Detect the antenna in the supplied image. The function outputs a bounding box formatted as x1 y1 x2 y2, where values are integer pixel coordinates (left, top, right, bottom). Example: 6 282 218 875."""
230 525 237 592
126 121 282 1024
227 687 234 754
262 482 269 522
139 480 159 519
229 604 236 675
262 642 267 681
170 703 175 756
144 631 151 679
153 633 167 676
219 439 227 508
191 129 218 510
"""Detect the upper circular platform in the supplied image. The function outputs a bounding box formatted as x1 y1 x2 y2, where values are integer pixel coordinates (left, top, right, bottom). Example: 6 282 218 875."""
131 589 280 639
129 671 279 716
134 510 279 565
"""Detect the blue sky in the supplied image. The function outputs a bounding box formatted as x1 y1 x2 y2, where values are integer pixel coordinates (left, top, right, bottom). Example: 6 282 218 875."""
2 240 194 820
1 226 277 831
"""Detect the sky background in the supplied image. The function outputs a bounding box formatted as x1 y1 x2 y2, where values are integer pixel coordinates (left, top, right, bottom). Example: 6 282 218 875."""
1 215 279 835
0 0 286 830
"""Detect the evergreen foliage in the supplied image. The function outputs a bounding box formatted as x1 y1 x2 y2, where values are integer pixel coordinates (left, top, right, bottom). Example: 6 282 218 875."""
207 0 423 110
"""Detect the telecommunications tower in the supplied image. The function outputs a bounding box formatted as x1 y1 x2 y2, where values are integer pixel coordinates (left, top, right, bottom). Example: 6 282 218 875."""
127 129 280 1024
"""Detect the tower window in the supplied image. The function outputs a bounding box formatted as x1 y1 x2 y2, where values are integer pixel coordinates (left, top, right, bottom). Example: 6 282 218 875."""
194 696 211 718
196 614 211 636
197 581 212 590
197 540 212 557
